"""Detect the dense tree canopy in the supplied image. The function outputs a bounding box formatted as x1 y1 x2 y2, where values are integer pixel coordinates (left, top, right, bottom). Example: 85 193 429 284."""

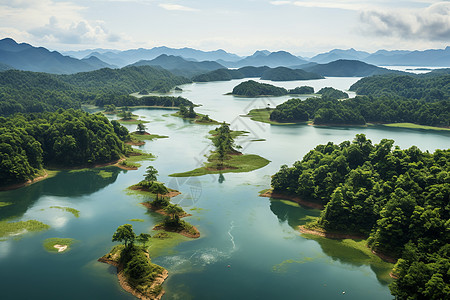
349 72 450 101
271 135 449 299
0 109 130 185
0 66 191 116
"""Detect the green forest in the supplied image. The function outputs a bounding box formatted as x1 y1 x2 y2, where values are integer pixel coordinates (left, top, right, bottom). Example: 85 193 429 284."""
349 71 449 101
271 135 449 299
270 95 448 127
0 109 130 185
0 66 191 115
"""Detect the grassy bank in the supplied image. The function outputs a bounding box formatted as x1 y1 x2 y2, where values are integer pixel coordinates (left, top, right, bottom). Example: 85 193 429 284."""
131 132 169 141
50 206 80 218
170 154 270 177
0 220 50 238
247 109 301 125
172 112 221 125
378 123 450 131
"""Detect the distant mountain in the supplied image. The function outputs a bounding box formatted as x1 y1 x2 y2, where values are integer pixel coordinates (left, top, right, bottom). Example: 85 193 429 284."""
83 47 241 67
310 48 370 64
260 67 323 81
81 56 117 69
63 48 121 59
0 38 115 74
222 51 309 68
129 54 224 78
364 47 450 66
300 60 407 77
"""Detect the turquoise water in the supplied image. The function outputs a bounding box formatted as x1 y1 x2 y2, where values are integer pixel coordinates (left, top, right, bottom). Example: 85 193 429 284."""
1 77 449 299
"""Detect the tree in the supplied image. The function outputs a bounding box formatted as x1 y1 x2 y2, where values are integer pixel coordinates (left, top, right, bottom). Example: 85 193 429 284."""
136 123 147 134
164 204 184 224
144 166 158 183
179 104 188 117
136 233 151 246
112 224 136 247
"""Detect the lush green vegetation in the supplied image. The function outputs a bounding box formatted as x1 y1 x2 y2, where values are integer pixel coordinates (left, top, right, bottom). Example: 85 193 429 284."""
43 238 76 253
109 224 165 296
171 123 269 177
349 73 450 101
0 202 12 207
269 95 449 127
317 87 349 99
288 86 314 94
49 206 80 218
95 95 194 109
271 135 449 299
0 109 131 186
0 220 50 238
232 80 288 97
260 67 323 81
0 66 191 115
247 108 298 125
173 105 220 125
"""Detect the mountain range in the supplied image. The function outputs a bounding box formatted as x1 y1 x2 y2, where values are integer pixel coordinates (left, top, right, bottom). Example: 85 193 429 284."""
0 38 115 74
0 37 448 76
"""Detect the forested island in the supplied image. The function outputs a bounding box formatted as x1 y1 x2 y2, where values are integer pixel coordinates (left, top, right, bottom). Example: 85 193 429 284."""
270 135 449 299
170 123 269 177
0 66 191 115
231 80 315 97
266 73 449 128
0 109 133 187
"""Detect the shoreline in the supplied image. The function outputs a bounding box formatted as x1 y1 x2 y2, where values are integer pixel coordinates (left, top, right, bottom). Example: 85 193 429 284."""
141 200 191 219
98 256 168 300
298 226 397 264
0 170 49 192
259 190 324 209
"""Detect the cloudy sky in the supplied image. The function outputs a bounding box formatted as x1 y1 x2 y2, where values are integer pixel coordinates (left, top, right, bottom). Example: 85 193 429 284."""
1 0 449 56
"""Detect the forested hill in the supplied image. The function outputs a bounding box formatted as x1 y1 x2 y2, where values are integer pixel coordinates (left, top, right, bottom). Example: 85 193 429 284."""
271 135 449 299
0 110 130 186
0 66 191 116
300 59 406 77
350 72 450 101
192 66 321 82
231 80 316 97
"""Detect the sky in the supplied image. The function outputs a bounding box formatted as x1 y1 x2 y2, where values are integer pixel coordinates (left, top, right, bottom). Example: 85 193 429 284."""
0 0 449 56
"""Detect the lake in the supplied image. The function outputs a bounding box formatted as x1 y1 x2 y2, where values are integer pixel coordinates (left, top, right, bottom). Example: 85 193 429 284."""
1 77 449 300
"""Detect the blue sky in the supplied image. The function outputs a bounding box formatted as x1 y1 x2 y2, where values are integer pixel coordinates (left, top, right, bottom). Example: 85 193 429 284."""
0 0 449 55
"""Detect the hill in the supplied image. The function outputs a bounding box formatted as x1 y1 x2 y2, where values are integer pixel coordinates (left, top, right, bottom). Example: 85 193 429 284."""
300 60 406 77
0 38 114 74
129 54 224 78
223 51 308 68
310 48 370 64
231 80 288 96
364 47 450 66
260 67 323 81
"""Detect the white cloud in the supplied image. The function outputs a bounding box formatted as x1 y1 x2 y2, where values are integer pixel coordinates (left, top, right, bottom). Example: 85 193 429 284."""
159 3 198 11
360 2 450 41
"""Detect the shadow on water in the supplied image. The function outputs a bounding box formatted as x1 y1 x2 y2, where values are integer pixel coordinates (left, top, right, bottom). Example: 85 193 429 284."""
0 167 122 220
269 199 393 286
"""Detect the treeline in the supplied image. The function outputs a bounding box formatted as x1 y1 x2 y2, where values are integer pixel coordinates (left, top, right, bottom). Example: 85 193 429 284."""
193 66 322 82
269 95 449 127
232 80 315 97
349 72 450 101
94 94 194 108
271 135 449 299
0 109 130 185
0 66 191 116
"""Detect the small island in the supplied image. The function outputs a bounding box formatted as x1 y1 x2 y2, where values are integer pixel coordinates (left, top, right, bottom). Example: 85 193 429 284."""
129 166 200 239
99 224 167 300
170 123 270 177
43 238 76 253
172 104 220 125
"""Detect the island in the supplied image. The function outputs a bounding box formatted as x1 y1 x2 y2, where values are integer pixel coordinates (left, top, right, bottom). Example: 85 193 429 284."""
170 123 270 177
268 135 449 299
172 104 221 125
230 80 316 97
99 224 168 300
43 238 76 253
129 166 200 238
259 66 323 81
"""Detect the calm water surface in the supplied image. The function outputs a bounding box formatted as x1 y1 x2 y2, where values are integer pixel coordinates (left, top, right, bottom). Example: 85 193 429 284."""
1 77 449 299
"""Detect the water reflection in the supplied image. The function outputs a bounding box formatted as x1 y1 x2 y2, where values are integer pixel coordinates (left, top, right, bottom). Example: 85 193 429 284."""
0 167 122 220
